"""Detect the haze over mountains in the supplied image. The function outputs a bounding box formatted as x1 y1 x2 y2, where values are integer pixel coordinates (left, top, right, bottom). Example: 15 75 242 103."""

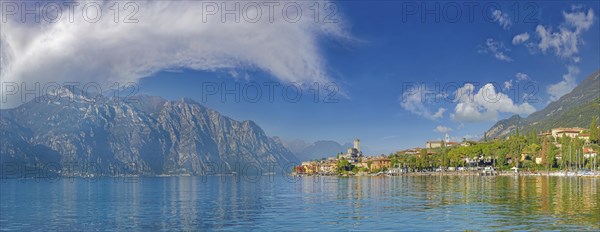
487 69 600 138
279 138 383 161
281 139 351 161
0 87 298 176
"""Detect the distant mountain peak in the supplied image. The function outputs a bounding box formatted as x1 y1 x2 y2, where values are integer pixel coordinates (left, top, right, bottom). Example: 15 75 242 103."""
44 85 99 102
507 114 522 120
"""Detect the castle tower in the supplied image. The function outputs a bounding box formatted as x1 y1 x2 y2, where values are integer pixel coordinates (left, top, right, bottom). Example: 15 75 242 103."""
353 138 360 152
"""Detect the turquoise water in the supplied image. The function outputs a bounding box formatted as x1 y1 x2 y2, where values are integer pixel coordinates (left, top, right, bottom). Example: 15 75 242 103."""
1 176 599 231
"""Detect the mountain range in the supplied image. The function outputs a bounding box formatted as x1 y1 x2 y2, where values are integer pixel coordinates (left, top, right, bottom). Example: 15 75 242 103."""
487 69 600 138
0 87 298 176
3 69 597 176
280 139 354 161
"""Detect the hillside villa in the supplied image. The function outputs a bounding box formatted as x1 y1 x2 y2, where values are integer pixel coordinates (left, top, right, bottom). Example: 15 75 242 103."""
426 133 476 149
538 127 591 142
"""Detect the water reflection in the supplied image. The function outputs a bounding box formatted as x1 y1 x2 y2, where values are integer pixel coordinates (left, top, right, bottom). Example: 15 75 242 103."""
0 176 598 231
295 176 598 230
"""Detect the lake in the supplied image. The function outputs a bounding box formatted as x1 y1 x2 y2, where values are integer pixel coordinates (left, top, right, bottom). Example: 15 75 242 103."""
1 176 598 231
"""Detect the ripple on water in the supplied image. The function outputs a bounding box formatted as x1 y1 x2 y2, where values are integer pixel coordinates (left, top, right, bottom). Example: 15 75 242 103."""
1 176 598 231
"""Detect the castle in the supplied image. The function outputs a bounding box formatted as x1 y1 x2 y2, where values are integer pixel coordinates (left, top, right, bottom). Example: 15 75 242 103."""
342 138 363 163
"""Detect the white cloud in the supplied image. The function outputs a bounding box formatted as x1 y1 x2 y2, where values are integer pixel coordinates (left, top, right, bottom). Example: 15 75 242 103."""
432 108 446 119
547 65 579 102
512 32 530 45
515 72 530 81
564 8 595 32
503 80 513 90
504 72 530 91
478 38 512 62
536 26 577 60
400 85 446 120
0 0 352 108
536 8 594 61
434 125 452 134
536 5 594 104
450 83 536 123
535 7 594 103
492 10 512 30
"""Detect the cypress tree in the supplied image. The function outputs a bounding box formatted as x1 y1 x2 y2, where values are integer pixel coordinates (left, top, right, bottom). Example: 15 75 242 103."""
590 117 598 144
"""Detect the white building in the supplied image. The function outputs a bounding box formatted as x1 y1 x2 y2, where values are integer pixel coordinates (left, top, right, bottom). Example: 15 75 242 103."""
551 128 585 139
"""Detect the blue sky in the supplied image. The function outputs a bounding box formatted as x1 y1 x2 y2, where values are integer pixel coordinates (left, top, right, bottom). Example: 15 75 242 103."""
137 1 600 155
138 1 600 155
2 1 599 155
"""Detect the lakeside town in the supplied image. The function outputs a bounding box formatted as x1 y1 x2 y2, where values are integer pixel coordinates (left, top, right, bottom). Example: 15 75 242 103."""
293 118 600 177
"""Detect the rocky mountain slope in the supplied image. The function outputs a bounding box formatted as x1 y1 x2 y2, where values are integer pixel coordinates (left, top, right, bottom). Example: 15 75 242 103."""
487 69 600 138
0 87 298 176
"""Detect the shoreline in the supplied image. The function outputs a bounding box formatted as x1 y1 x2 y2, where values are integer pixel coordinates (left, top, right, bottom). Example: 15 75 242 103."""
292 170 600 178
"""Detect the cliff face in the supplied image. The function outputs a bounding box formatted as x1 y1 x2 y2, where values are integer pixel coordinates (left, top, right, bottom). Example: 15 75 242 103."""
487 69 600 139
0 87 298 176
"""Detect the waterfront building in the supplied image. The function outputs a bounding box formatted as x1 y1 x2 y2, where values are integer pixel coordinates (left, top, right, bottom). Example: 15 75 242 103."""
319 161 338 174
583 147 597 159
295 166 306 174
370 157 391 170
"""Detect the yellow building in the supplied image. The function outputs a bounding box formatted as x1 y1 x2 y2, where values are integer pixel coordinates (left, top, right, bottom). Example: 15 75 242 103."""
319 161 337 174
370 158 391 170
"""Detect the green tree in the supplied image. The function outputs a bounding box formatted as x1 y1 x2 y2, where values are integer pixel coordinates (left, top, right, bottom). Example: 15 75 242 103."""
496 147 507 170
547 142 556 169
418 149 428 171
390 157 399 168
407 156 417 171
528 130 538 144
541 137 548 167
508 136 521 167
524 143 540 157
558 135 569 170
522 160 535 169
337 158 350 173
590 117 598 144
573 137 584 170
448 147 467 168
439 147 450 169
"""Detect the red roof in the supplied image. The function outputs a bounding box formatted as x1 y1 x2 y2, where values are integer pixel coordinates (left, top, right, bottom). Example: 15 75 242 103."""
556 130 583 133
554 127 585 133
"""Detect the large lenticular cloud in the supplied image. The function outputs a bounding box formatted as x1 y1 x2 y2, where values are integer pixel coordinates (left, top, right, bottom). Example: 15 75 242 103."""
0 0 351 108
